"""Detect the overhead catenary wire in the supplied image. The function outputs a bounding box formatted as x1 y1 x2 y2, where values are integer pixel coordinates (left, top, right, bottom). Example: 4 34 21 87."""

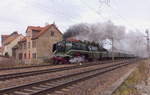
79 0 107 21
79 0 130 58
78 0 149 57
103 0 138 30
100 0 150 56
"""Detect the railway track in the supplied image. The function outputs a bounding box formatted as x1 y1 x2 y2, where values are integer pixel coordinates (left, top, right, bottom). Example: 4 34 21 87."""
0 60 131 81
0 59 126 71
0 60 136 95
0 64 56 71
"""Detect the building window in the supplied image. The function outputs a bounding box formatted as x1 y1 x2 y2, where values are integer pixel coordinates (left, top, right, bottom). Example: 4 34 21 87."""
24 43 26 49
24 53 26 59
20 44 22 50
28 52 31 59
19 53 23 60
32 53 36 59
51 31 54 36
28 42 30 49
32 40 36 48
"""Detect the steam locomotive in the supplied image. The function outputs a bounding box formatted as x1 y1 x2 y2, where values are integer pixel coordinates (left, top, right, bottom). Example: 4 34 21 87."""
51 39 135 64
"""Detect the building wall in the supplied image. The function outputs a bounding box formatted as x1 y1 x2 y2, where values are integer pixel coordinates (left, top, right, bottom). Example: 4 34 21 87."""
14 25 62 64
0 47 3 56
36 26 62 63
3 35 23 56
14 42 26 63
21 28 35 64
15 29 37 64
0 52 2 55
30 40 38 64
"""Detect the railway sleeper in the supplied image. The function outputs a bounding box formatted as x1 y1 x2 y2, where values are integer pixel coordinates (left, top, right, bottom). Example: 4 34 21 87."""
0 61 136 95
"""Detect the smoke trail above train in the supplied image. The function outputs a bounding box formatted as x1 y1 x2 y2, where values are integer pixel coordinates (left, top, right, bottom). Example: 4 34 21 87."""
63 21 146 57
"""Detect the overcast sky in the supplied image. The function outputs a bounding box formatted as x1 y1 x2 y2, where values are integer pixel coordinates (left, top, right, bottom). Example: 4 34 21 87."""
0 0 150 46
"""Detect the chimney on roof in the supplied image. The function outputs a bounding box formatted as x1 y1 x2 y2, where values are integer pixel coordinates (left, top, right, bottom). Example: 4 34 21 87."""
53 21 55 25
52 21 57 28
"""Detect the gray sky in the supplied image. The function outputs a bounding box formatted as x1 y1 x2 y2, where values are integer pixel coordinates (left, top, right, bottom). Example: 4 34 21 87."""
0 0 150 46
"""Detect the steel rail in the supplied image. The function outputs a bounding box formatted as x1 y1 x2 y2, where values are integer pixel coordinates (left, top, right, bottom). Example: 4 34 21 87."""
0 60 132 81
0 60 136 95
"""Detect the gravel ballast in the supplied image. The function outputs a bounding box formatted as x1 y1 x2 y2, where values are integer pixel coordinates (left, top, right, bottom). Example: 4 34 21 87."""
50 62 137 95
0 61 122 89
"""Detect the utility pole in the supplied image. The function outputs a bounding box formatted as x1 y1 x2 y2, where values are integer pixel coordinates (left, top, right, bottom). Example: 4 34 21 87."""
145 29 149 86
146 29 150 58
112 37 114 63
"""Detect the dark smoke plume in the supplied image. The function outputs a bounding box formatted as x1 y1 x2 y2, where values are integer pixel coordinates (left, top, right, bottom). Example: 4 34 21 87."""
63 23 90 39
64 21 126 45
63 21 147 57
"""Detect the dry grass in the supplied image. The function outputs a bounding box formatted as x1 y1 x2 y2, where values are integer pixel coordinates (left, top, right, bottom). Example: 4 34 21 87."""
0 57 51 68
112 60 149 95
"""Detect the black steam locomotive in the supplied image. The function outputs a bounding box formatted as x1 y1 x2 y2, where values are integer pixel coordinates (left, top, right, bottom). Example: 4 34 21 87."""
51 39 135 64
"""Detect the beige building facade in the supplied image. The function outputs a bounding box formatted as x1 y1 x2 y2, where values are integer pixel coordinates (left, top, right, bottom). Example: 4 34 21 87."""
0 47 4 55
14 24 62 64
1 32 23 57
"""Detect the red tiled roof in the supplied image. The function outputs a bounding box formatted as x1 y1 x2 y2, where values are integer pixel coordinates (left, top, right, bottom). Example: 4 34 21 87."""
66 37 80 42
3 35 20 45
32 25 51 39
52 24 63 35
1 35 9 43
1 35 9 38
1 32 20 45
32 24 62 40
26 26 44 32
19 37 27 43
2 32 20 45
10 32 18 36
